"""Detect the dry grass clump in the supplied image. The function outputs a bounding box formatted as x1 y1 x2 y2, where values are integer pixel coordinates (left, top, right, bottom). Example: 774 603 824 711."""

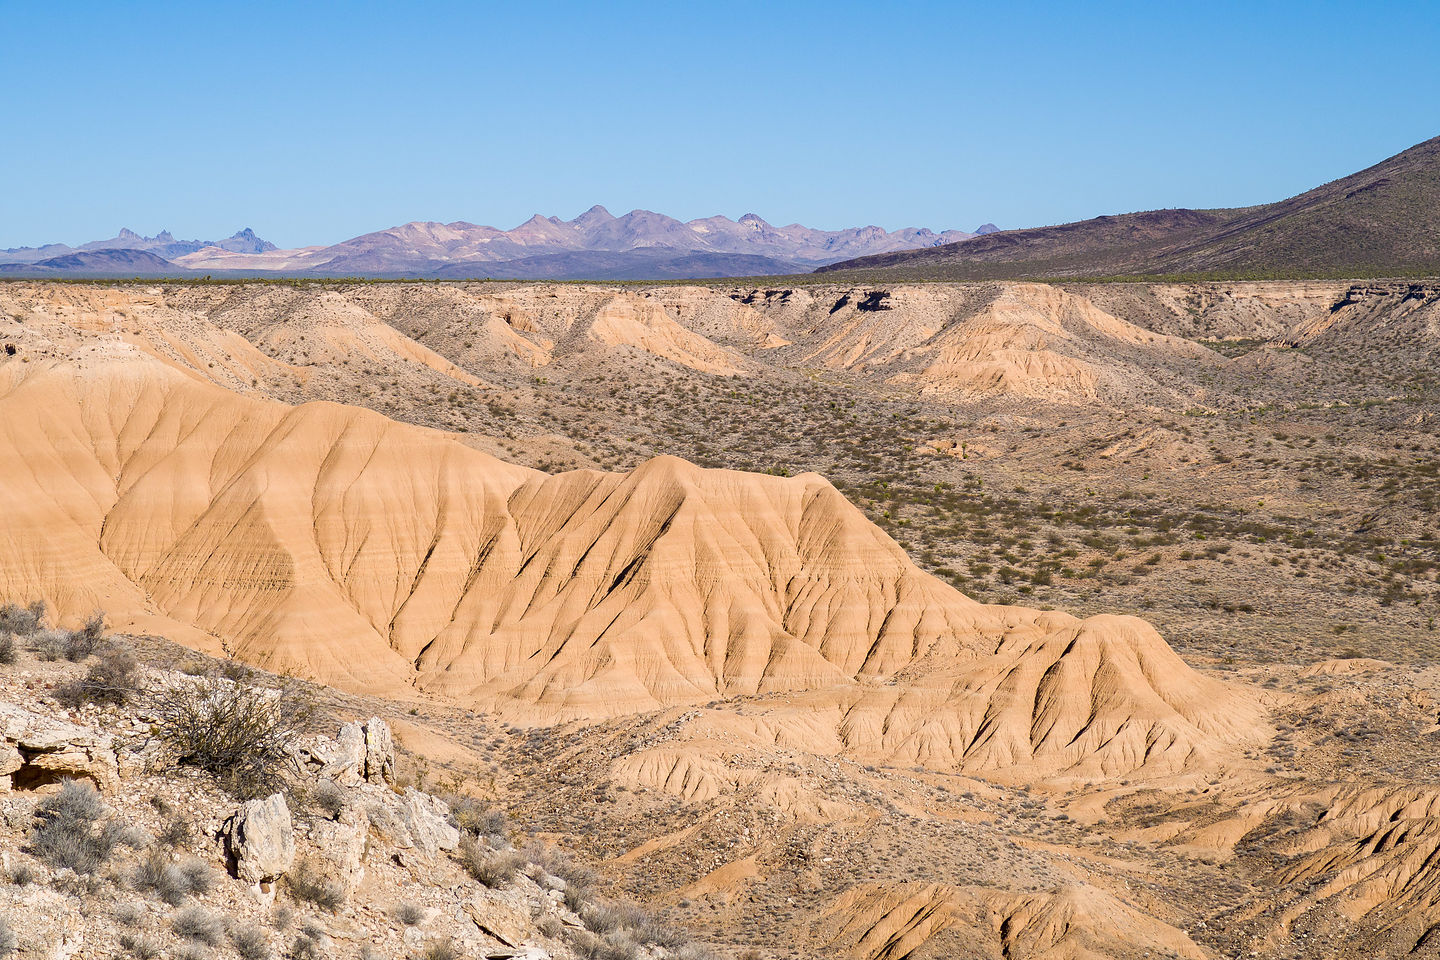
30 779 120 874
288 922 327 960
132 850 190 905
448 795 509 840
284 856 345 911
230 924 272 960
172 905 224 945
118 931 160 959
6 864 36 887
422 937 461 960
0 601 45 636
0 916 15 959
30 629 68 662
62 612 106 662
155 674 313 798
310 780 347 820
392 901 425 926
56 644 138 708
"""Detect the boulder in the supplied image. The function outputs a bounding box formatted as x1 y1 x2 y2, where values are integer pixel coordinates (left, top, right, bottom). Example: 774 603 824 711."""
312 722 366 786
312 804 368 894
297 716 392 786
363 717 394 784
464 891 536 948
226 793 296 883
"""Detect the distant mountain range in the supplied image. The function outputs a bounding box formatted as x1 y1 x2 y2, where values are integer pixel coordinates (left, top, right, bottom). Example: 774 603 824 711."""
0 211 996 279
820 135 1440 280
0 227 275 266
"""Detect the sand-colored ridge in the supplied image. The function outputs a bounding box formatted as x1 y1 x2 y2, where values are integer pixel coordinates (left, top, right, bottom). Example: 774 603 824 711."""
0 341 1260 781
814 881 1205 960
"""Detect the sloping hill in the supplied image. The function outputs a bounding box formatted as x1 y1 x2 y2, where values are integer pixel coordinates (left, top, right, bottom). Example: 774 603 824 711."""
0 342 1262 780
4 248 180 275
820 135 1440 280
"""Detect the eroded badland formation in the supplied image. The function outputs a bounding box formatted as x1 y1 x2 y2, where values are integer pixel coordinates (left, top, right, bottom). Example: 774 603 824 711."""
1 278 1438 960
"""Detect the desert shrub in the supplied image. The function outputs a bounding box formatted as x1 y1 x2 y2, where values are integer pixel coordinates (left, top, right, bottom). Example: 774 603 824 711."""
31 629 67 662
392 901 425 926
62 612 105 661
271 904 295 931
449 796 509 839
7 863 36 886
311 780 347 820
179 858 215 895
288 926 325 960
528 842 597 892
173 945 211 960
30 778 118 874
155 675 313 798
133 850 190 905
582 901 641 936
231 925 272 960
56 645 138 708
0 634 15 666
423 937 460 960
284 856 344 911
118 932 160 960
457 838 524 888
0 916 14 959
0 601 44 636
159 812 192 848
173 905 224 945
570 929 639 960
114 903 145 926
578 901 687 951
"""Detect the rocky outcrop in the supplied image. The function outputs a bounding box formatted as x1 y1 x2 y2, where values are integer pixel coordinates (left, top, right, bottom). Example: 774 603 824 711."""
310 804 368 894
301 717 394 786
362 716 394 784
0 702 118 791
400 788 460 855
225 792 296 884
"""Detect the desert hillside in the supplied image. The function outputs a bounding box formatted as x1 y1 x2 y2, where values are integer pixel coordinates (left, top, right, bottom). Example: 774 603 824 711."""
1 279 1438 959
820 134 1440 280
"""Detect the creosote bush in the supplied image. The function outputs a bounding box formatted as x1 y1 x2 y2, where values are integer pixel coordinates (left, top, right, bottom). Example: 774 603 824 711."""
155 674 314 798
30 778 119 874
0 634 15 666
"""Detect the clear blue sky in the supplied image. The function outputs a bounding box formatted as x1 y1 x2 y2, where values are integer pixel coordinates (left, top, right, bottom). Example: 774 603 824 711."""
3 0 1437 248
